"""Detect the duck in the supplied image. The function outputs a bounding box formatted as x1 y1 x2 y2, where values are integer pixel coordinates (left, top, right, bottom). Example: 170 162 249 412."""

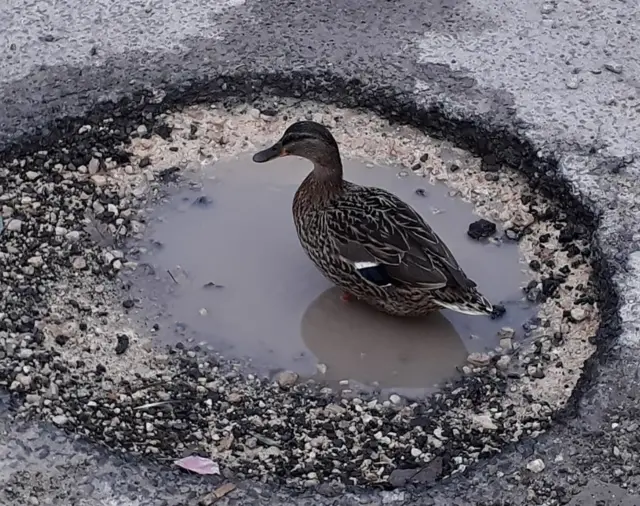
252 120 494 318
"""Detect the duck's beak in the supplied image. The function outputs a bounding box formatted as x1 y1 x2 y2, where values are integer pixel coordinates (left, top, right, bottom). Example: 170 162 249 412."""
252 141 288 163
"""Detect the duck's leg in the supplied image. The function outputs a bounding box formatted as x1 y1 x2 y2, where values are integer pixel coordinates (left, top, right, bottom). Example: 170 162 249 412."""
341 291 354 302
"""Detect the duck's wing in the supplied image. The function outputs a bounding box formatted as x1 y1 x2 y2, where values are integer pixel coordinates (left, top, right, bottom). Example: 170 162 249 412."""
326 186 476 290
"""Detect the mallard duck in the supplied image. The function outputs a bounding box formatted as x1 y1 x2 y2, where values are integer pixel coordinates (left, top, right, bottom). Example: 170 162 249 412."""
252 121 494 318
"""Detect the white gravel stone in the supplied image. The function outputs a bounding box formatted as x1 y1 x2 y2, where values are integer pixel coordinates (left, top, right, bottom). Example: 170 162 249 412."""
499 337 513 350
16 374 32 387
498 327 515 339
88 158 100 174
52 415 69 426
66 231 81 242
496 355 511 370
526 458 546 473
27 256 44 267
467 352 491 367
72 257 87 270
6 218 23 232
25 394 42 405
91 174 107 186
92 201 105 214
275 370 298 388
472 413 498 431
604 62 623 74
570 307 587 322
44 382 59 400
18 348 34 359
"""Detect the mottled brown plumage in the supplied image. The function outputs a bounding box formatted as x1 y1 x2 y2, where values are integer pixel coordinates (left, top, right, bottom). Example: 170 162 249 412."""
252 121 494 317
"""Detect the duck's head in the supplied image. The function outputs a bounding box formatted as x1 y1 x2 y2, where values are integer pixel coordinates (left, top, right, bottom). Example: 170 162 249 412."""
252 121 341 171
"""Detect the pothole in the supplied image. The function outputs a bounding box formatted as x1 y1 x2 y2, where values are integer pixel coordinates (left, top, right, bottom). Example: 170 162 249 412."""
0 97 600 491
126 154 533 397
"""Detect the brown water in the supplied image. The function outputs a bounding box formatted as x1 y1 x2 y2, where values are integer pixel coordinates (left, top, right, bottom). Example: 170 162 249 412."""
127 155 534 396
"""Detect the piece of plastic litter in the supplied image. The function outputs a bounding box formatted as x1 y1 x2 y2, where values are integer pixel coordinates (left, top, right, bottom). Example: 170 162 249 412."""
175 456 220 475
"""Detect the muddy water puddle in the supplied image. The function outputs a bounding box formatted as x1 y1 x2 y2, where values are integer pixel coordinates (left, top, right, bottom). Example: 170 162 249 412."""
127 155 535 396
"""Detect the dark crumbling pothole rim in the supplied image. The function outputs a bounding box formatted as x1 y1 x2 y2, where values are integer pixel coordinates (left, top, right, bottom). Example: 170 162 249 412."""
0 71 621 494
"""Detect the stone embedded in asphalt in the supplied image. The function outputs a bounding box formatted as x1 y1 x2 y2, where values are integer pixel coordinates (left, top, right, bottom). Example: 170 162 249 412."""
565 78 579 89
604 62 623 74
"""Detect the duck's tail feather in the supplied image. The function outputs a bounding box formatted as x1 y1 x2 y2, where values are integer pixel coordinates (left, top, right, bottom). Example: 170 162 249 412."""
431 287 494 316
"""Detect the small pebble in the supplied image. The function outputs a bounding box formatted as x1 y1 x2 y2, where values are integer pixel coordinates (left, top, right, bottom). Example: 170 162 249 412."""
496 355 511 370
52 415 69 426
604 62 623 74
570 307 587 322
526 459 546 473
275 370 298 389
72 257 87 270
498 327 515 339
91 174 107 186
88 158 100 174
389 394 402 405
115 334 130 355
467 352 491 367
472 414 497 431
565 78 579 90
6 219 23 232
499 338 513 350
467 219 497 240
540 2 555 13
66 231 81 242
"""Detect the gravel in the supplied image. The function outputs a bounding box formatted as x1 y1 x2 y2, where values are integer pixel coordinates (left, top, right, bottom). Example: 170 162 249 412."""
0 97 601 491
527 458 546 473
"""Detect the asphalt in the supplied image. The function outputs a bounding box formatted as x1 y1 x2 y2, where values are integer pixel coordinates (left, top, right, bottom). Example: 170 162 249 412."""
1 0 640 504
